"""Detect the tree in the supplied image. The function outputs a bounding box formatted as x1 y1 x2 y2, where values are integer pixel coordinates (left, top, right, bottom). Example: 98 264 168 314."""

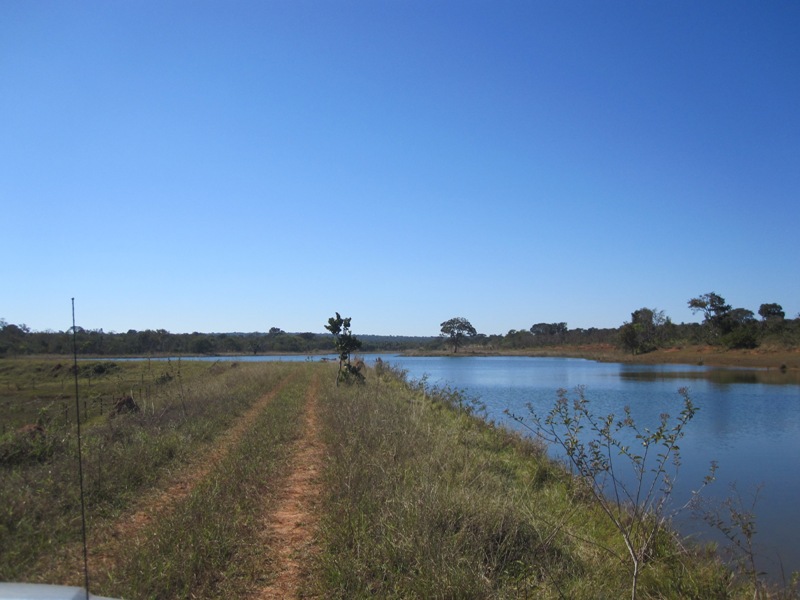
502 329 534 349
722 308 760 349
529 322 568 345
508 387 713 600
728 308 756 326
688 292 731 324
758 303 785 322
325 312 364 385
688 292 732 340
0 321 29 356
530 322 568 337
440 317 477 353
619 308 670 355
758 302 787 338
190 335 215 355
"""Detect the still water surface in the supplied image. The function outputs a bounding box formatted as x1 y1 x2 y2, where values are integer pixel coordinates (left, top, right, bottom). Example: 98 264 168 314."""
157 353 800 578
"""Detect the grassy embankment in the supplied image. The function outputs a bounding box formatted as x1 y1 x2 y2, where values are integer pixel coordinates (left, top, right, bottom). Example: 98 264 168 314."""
313 362 771 599
2 358 790 598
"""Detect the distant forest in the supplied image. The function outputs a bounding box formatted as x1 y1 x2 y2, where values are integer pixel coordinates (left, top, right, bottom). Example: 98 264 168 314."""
0 323 436 357
1 293 797 357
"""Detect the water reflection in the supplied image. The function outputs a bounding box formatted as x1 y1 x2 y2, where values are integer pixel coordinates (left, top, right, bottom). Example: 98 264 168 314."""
619 367 799 386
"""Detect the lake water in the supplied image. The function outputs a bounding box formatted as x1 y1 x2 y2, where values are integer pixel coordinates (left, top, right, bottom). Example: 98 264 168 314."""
134 353 800 579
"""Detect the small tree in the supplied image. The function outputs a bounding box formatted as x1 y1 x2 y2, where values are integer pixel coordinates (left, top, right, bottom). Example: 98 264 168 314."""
758 303 784 321
693 484 766 599
508 387 714 600
325 312 364 385
440 317 477 353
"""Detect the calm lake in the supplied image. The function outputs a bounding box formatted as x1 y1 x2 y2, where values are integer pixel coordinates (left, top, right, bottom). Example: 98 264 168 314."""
158 353 800 579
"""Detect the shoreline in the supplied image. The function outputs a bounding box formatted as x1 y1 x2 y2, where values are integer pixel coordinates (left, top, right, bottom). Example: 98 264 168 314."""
402 343 800 372
11 344 800 373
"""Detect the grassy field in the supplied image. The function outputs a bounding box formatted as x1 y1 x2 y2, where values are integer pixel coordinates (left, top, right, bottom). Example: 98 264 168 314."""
1 359 295 584
315 364 757 599
1 358 794 598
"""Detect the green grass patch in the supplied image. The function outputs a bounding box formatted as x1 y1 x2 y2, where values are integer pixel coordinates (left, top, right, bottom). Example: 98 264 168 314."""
104 365 314 599
314 366 749 599
3 361 785 598
0 359 289 582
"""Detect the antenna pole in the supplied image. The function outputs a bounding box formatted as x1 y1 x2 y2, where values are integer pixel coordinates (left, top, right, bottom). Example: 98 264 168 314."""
72 299 91 599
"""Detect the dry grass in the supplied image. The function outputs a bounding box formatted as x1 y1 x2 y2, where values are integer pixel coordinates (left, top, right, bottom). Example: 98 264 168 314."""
414 343 800 374
313 365 749 599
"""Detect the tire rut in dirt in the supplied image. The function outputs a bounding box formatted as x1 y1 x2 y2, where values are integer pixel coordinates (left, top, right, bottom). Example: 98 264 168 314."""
253 373 324 599
36 371 298 587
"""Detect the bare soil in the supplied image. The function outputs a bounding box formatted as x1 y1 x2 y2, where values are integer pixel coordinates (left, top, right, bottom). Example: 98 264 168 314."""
253 374 323 599
618 345 800 370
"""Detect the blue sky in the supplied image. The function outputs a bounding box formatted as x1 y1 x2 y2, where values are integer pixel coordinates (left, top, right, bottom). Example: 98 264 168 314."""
2 1 799 336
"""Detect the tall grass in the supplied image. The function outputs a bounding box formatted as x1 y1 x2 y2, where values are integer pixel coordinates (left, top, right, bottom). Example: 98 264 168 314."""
105 365 315 599
315 365 742 598
0 360 289 583
4 360 780 598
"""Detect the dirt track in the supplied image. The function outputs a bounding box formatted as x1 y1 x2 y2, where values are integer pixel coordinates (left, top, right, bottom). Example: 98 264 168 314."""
39 373 296 587
254 373 323 598
37 366 328 598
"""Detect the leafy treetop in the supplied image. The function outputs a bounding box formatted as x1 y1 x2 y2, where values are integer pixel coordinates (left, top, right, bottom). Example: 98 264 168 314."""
440 317 477 353
325 312 364 385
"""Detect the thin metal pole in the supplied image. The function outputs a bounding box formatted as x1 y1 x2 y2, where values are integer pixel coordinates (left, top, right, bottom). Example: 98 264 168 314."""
71 299 91 599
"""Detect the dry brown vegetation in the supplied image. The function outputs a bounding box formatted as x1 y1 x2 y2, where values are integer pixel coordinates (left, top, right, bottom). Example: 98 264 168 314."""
417 343 800 372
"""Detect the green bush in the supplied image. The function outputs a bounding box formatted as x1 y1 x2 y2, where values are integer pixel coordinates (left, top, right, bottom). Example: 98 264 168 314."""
722 326 760 349
0 427 60 466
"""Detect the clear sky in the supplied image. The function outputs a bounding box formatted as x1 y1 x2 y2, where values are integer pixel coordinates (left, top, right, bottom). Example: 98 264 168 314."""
2 1 799 336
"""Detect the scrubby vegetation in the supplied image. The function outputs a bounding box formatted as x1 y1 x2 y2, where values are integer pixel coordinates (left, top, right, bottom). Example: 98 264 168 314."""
0 320 429 357
314 363 768 599
0 358 291 585
2 359 797 598
105 369 312 599
2 292 797 361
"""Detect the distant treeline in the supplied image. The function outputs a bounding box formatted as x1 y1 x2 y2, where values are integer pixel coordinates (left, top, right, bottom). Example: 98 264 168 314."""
0 323 434 357
613 294 799 354
433 293 797 355
1 293 797 358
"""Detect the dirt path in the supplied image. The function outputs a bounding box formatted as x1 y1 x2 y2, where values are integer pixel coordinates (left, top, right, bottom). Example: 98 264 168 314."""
254 373 324 599
41 372 295 585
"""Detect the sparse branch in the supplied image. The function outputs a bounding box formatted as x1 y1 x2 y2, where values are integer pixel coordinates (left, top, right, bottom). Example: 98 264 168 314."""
509 386 713 600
